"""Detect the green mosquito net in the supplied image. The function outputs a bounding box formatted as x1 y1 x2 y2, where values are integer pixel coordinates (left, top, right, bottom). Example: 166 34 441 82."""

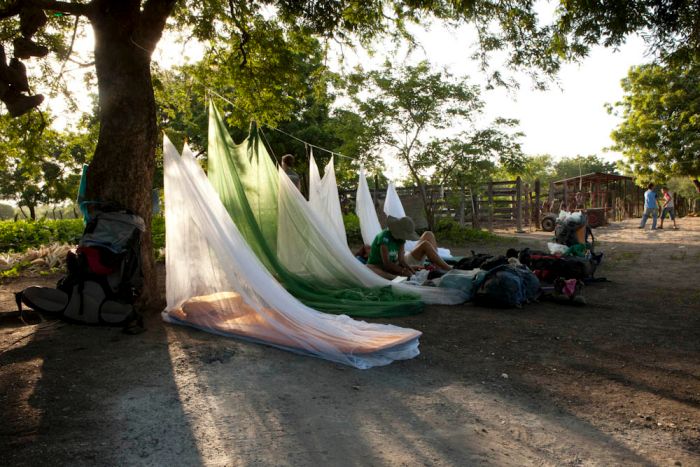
206 103 425 317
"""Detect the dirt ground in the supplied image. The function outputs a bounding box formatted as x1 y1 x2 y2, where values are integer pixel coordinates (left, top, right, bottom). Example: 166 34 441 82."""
1 217 699 466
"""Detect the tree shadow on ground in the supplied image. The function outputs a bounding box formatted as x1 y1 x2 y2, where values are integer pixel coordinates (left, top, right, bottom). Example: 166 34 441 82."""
0 268 204 466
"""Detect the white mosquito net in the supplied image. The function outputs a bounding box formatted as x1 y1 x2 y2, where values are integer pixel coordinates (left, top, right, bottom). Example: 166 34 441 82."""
161 135 422 369
355 167 382 246
384 181 407 218
207 103 466 307
308 151 347 246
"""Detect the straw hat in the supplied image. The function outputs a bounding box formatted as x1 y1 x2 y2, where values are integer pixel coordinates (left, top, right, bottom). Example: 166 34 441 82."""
387 216 419 241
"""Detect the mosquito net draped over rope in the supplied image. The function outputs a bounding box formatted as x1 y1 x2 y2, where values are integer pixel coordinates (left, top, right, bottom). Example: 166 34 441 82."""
206 103 424 317
162 136 421 369
207 103 467 311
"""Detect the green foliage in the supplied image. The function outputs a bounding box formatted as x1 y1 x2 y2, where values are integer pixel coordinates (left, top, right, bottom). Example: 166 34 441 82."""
343 212 362 245
0 260 32 279
345 60 523 228
151 216 166 252
153 25 377 189
0 216 167 255
610 59 700 188
0 203 14 220
553 0 700 62
433 218 499 245
0 113 90 218
552 155 618 180
0 219 83 253
667 177 700 201
502 154 618 187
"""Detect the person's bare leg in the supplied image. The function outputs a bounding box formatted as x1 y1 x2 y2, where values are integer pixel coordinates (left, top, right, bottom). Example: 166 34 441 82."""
411 241 451 270
419 231 437 248
367 264 396 280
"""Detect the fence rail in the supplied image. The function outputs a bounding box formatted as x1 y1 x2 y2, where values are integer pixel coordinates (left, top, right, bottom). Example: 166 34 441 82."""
341 175 646 232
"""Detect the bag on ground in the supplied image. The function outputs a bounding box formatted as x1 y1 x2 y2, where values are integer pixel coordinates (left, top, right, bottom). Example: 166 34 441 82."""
474 264 540 308
16 208 145 326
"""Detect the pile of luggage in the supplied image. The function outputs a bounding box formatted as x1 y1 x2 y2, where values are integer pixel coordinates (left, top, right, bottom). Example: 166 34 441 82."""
438 210 604 308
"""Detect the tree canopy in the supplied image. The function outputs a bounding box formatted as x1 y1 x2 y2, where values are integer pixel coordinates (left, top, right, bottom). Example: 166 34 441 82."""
345 60 524 228
610 58 700 191
612 60 700 190
0 113 87 219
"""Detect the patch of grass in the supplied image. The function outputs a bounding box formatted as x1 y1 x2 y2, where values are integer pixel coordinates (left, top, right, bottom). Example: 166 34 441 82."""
609 250 641 263
432 219 501 244
0 260 31 278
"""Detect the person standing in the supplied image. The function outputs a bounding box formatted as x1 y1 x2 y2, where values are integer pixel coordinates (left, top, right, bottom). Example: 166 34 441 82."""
281 154 301 191
659 186 678 229
639 182 659 230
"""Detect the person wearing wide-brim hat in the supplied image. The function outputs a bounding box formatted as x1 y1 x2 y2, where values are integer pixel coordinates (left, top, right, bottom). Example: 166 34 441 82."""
366 216 451 280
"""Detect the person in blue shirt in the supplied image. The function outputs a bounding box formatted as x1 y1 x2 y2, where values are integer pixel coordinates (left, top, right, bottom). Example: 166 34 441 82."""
639 182 660 229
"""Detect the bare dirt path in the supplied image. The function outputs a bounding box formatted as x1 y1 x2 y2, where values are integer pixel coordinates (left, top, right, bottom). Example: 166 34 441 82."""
1 217 699 466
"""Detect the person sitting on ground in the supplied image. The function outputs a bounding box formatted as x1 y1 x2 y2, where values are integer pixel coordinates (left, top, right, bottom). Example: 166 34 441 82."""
659 186 678 230
354 244 371 264
366 216 452 280
281 154 301 191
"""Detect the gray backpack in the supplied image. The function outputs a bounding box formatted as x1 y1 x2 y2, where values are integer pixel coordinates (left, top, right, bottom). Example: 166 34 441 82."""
16 210 145 327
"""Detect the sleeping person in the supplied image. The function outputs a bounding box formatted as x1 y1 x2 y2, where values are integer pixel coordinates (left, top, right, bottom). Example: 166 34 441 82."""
366 216 452 280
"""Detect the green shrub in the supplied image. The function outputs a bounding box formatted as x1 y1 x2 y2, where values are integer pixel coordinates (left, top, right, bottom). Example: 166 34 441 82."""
432 218 498 244
343 212 363 245
0 219 84 253
151 216 165 251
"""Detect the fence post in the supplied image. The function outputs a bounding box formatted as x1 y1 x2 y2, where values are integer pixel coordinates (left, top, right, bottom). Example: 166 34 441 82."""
525 182 531 231
373 173 379 210
563 182 569 211
515 176 524 233
458 178 465 226
487 181 494 232
534 179 541 229
471 190 480 229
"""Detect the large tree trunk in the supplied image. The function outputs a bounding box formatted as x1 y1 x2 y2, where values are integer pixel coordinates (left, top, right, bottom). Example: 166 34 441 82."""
85 2 160 309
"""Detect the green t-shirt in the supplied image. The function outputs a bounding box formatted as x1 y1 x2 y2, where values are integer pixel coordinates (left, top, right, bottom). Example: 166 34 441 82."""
367 229 404 266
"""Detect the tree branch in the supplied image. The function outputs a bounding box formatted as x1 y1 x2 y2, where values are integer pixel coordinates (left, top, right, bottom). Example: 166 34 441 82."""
29 0 92 17
137 0 177 52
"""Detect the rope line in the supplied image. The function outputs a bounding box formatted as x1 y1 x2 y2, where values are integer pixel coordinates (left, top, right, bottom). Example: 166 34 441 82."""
206 88 358 162
258 126 279 163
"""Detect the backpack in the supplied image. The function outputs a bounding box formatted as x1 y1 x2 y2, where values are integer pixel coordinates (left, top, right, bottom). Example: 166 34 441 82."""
554 212 588 247
455 251 508 271
474 264 540 308
518 248 597 282
16 209 145 327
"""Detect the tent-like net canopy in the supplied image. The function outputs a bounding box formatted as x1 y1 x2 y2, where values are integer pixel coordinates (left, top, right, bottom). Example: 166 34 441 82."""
206 103 466 316
162 136 422 369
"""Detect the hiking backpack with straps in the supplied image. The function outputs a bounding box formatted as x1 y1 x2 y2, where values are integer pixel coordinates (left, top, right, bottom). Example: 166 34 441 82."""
16 209 146 326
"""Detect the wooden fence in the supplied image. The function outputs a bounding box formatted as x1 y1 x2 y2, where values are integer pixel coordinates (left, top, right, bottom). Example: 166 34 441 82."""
341 176 647 232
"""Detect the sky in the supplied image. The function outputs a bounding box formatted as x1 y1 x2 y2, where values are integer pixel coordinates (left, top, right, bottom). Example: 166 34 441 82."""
327 22 649 163
43 14 649 172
